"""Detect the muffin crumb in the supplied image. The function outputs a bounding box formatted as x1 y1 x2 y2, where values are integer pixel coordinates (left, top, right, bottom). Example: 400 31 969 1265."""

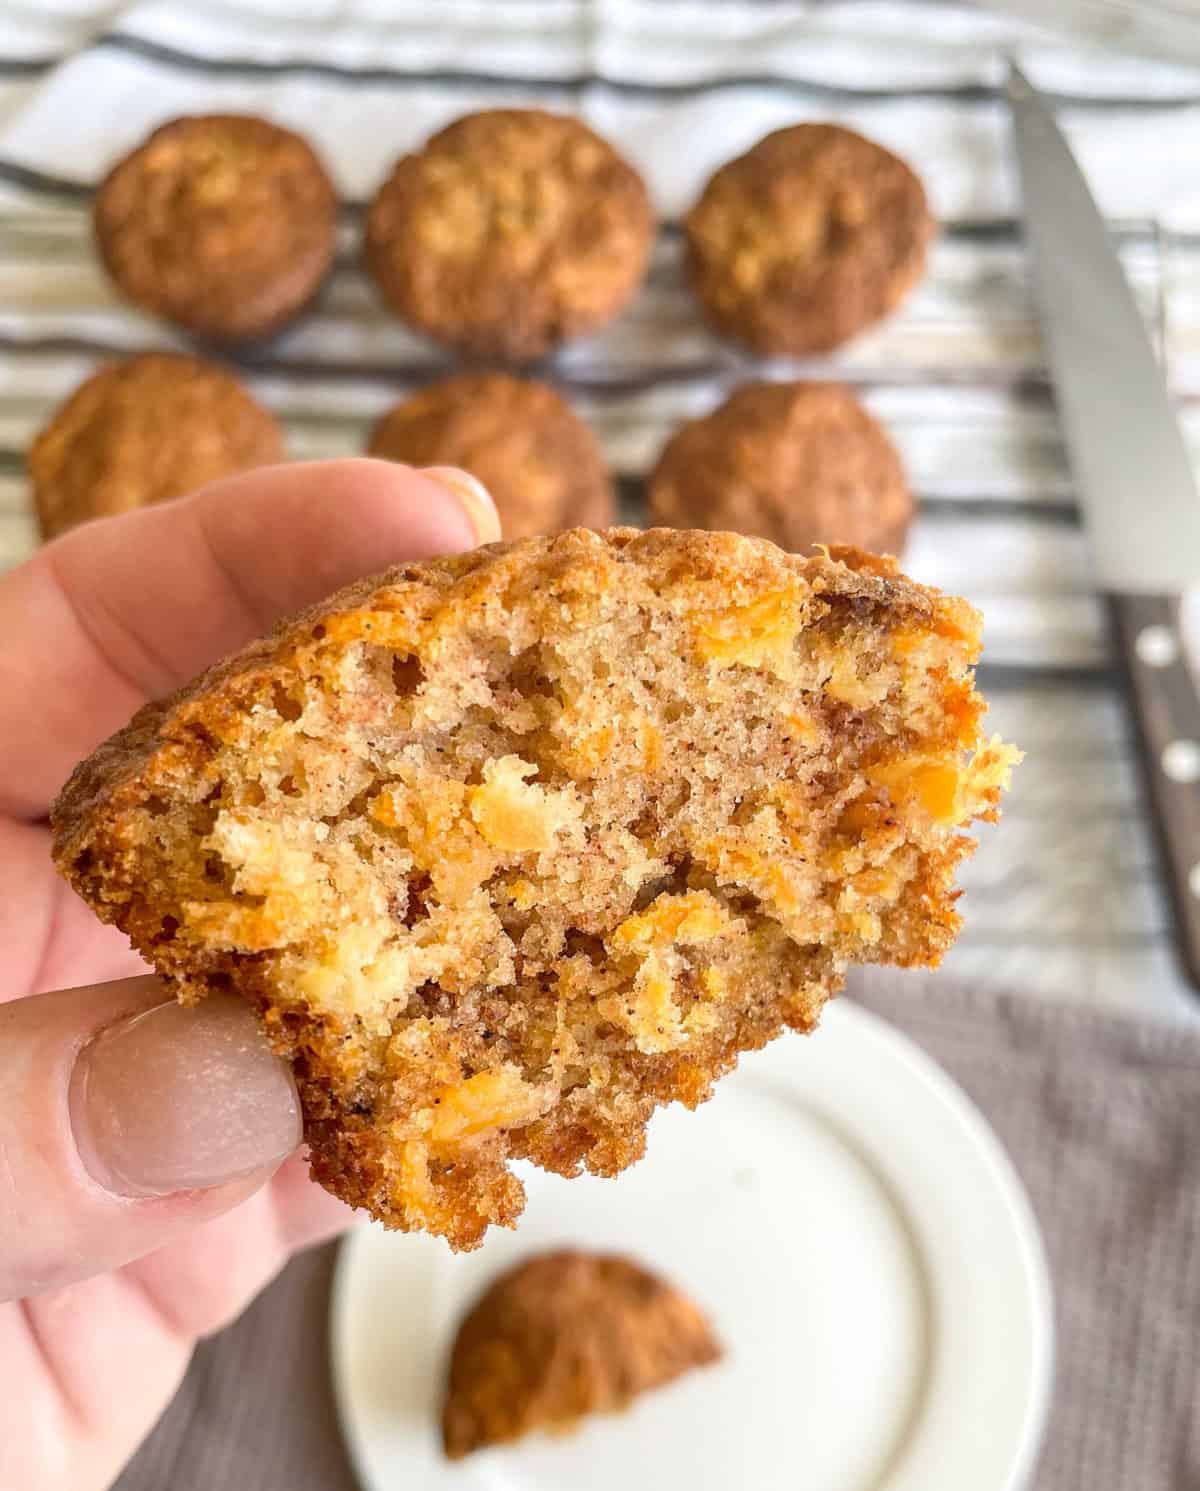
52 529 1017 1249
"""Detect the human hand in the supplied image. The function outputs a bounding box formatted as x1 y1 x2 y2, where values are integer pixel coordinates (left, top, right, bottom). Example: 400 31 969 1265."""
0 458 499 1491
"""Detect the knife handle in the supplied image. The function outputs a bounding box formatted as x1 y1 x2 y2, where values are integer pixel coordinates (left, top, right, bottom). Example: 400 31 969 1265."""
1110 592 1200 990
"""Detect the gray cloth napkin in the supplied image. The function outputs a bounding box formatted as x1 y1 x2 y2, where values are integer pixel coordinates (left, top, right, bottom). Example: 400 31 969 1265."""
115 977 1200 1491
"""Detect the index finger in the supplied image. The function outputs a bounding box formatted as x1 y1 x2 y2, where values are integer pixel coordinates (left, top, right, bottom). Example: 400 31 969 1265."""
0 459 495 820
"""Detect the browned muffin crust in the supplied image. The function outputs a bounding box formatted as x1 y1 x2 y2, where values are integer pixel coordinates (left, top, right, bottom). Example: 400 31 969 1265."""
648 380 912 556
27 352 284 539
52 529 1016 1250
365 110 653 364
684 124 934 355
443 1249 721 1458
93 114 338 343
368 373 614 539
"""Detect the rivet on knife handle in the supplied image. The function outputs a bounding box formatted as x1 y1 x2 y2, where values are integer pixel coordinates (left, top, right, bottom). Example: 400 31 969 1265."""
1110 593 1200 989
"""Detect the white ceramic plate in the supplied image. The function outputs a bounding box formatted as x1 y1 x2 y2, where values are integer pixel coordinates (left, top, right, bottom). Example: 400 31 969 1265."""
331 1000 1053 1491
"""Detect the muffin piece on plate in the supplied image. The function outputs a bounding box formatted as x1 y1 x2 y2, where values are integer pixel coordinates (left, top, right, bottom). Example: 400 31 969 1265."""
443 1249 721 1458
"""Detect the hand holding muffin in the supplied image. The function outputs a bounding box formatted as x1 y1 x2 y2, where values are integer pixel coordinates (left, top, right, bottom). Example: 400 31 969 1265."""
0 460 499 1491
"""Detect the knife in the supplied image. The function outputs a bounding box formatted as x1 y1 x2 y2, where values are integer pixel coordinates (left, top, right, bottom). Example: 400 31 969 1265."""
1007 60 1200 990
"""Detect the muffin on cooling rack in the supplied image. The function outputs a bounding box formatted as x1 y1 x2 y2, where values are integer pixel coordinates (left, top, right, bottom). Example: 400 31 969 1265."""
93 114 338 343
684 123 933 355
368 373 614 538
647 380 912 557
28 352 284 539
365 109 653 363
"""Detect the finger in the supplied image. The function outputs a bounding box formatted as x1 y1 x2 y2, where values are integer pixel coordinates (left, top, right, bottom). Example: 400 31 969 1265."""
0 1151 353 1491
121 1151 354 1343
1 1277 193 1491
1 818 148 1005
267 1147 357 1255
0 458 499 819
0 977 305 1300
0 1159 354 1490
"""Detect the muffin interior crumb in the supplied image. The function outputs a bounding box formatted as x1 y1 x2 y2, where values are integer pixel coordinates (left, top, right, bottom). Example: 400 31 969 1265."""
55 531 1016 1248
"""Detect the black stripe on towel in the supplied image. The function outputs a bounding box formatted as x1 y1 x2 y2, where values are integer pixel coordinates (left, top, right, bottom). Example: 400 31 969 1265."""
78 32 1200 112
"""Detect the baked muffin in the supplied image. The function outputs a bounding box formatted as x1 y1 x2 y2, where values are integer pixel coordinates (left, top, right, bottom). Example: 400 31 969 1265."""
368 373 614 539
52 529 1017 1249
365 110 653 363
28 352 284 539
94 114 338 343
443 1250 721 1458
647 381 912 556
685 124 933 355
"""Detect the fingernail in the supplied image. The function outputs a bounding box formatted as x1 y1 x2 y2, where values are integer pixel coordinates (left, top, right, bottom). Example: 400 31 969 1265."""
420 466 502 546
70 996 301 1199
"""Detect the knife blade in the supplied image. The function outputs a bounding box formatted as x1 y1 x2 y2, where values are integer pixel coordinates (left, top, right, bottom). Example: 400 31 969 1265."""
1007 60 1200 989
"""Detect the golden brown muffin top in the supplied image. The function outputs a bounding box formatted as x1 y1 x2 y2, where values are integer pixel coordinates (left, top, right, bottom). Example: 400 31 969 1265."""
368 372 614 538
443 1249 721 1457
27 352 284 539
685 124 933 356
93 114 338 343
648 380 912 557
365 109 654 364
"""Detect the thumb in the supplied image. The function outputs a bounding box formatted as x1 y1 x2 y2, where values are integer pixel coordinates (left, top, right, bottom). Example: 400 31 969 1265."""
0 977 301 1301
